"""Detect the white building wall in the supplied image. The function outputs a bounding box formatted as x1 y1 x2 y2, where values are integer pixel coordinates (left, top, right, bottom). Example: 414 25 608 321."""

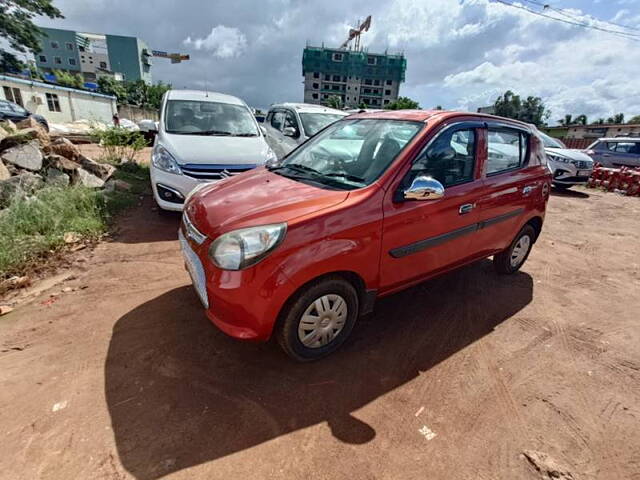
0 75 116 124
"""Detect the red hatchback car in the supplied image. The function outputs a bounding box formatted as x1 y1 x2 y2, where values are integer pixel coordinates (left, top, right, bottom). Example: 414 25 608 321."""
180 110 551 361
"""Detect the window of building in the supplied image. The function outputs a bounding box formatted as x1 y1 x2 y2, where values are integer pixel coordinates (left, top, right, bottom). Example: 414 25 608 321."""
374 79 380 86
99 61 107 69
386 79 392 85
384 99 390 105
313 72 319 78
312 82 319 89
66 42 74 50
385 89 391 95
54 56 62 64
3 86 24 107
367 56 377 65
406 128 476 188
79 46 85 52
323 94 328 99
38 55 47 63
68 58 76 66
312 93 319 99
332 75 340 82
347 86 350 90
46 93 61 112
51 41 59 49
487 129 528 175
324 74 330 81
364 79 372 85
333 52 343 62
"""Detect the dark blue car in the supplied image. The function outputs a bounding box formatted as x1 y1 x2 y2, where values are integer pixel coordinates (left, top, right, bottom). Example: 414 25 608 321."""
0 99 49 131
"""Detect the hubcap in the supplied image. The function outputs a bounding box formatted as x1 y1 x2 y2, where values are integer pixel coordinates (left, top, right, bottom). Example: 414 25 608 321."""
298 294 348 348
510 234 531 267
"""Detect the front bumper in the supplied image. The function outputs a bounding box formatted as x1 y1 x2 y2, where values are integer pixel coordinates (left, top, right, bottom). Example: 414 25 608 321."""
179 220 296 342
549 161 592 186
151 166 219 211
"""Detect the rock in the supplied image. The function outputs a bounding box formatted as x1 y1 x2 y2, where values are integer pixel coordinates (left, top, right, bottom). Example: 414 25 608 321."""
78 154 115 180
46 168 70 187
0 305 14 316
523 450 575 480
1 141 44 171
44 137 80 161
0 127 49 150
45 154 80 172
0 160 10 181
15 117 42 130
0 127 7 143
0 275 31 291
0 172 44 206
0 120 17 133
63 231 82 244
104 179 132 192
74 167 105 188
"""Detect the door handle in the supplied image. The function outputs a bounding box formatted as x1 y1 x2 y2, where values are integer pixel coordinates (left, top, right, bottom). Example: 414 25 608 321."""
459 203 474 215
522 185 537 195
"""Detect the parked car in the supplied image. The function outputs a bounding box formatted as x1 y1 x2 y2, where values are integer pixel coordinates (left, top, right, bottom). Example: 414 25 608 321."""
537 131 594 190
180 110 551 361
0 99 49 131
585 137 640 168
150 90 277 211
264 103 348 159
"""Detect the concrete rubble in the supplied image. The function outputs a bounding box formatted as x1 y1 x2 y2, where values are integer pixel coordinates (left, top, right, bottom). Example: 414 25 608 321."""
0 119 118 208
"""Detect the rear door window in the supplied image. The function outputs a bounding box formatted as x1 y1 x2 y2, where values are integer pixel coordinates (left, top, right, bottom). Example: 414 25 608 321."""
270 111 285 131
487 129 528 175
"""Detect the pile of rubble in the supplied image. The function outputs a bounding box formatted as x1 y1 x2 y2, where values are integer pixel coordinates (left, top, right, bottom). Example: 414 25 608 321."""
0 118 117 208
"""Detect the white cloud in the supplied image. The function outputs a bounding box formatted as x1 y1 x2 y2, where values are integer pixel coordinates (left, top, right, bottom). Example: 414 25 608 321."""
184 25 247 58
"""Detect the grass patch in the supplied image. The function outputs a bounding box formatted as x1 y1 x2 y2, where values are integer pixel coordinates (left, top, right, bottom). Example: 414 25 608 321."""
0 163 150 278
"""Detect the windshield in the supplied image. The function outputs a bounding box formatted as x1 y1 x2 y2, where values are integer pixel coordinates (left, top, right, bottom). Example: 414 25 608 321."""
271 118 422 190
539 132 565 149
299 112 347 137
164 100 258 136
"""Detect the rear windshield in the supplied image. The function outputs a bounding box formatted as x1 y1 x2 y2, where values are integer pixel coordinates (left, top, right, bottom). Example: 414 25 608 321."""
299 112 346 137
164 100 258 136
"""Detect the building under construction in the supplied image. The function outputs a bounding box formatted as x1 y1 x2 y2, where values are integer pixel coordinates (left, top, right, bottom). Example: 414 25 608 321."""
302 17 406 108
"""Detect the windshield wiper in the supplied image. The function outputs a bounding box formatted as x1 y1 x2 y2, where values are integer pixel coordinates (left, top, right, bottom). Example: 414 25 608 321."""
322 172 366 184
233 132 258 137
282 163 324 176
188 130 233 136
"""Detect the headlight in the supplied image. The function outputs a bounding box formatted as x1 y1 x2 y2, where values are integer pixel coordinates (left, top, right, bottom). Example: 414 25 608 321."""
264 147 278 168
547 154 571 164
152 144 182 175
209 223 287 270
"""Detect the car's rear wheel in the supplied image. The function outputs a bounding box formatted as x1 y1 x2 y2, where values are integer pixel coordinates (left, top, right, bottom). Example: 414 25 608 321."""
493 224 535 274
276 276 359 361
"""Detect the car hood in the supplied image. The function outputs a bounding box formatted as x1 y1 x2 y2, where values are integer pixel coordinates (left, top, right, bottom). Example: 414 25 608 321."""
545 148 593 162
161 133 271 165
186 168 349 236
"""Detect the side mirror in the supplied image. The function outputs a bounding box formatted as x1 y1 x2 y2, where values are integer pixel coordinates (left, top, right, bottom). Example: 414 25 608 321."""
403 176 445 201
283 126 298 137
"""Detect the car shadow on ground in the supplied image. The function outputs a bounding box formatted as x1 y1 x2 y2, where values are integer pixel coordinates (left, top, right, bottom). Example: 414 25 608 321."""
113 197 182 244
105 260 533 480
551 187 590 199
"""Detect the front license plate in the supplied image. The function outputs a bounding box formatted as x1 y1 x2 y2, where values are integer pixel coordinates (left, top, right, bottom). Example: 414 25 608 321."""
578 170 591 177
178 230 209 309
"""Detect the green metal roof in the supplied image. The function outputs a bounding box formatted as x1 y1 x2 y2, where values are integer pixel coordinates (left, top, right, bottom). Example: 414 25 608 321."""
302 47 406 82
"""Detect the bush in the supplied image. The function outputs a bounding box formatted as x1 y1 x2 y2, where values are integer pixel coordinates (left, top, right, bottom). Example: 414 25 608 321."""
90 126 147 164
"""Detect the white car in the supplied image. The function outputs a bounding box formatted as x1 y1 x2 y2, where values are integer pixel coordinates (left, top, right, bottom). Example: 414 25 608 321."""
150 90 276 211
264 103 349 159
538 132 594 190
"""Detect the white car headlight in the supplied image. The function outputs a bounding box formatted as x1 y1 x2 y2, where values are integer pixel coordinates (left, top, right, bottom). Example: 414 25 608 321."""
264 146 278 168
547 154 571 164
152 144 182 175
209 223 287 270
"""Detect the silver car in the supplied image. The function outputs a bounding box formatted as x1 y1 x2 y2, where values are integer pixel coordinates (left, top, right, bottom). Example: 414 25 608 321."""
539 132 594 190
264 103 348 159
585 137 640 168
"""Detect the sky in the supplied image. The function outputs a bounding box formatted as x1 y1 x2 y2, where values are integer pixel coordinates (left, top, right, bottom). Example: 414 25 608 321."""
34 0 640 124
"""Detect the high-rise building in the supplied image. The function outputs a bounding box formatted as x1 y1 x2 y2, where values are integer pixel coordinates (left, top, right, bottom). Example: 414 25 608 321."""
35 27 152 84
302 46 406 108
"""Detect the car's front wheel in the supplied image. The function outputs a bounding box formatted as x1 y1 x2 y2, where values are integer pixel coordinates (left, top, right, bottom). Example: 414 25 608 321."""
276 276 359 361
493 224 535 274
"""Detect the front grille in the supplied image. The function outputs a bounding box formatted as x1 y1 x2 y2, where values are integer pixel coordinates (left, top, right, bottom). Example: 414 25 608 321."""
571 160 590 169
181 163 257 180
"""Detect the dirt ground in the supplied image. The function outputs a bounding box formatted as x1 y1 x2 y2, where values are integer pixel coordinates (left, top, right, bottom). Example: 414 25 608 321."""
0 187 639 480
77 144 153 164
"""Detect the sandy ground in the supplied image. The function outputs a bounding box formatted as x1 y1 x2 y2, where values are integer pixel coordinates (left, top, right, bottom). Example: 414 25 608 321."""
77 144 153 164
0 187 639 480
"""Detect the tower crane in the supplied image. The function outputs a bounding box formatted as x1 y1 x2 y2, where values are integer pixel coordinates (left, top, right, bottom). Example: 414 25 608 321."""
340 15 372 50
151 50 190 64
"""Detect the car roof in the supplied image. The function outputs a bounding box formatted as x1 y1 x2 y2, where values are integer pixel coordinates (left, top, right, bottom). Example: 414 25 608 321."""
596 137 640 142
347 109 532 127
270 103 349 115
166 89 245 106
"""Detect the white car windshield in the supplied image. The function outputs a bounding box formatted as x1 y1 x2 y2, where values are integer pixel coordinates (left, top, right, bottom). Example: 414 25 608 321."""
165 100 258 136
539 132 565 149
299 113 347 137
269 118 422 190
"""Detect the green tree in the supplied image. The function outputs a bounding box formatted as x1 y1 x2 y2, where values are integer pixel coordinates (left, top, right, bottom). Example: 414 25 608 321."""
358 101 367 109
575 114 588 125
606 113 624 124
627 115 640 124
385 96 420 110
0 0 63 72
591 118 605 125
97 76 127 102
493 90 550 127
434 105 443 110
558 114 574 126
52 69 83 89
326 95 343 109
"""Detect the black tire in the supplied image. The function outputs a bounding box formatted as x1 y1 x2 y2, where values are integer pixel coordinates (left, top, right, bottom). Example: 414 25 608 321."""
276 276 359 362
493 224 536 274
553 183 571 191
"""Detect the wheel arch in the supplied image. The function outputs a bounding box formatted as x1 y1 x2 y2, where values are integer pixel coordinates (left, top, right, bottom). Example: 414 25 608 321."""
525 216 544 242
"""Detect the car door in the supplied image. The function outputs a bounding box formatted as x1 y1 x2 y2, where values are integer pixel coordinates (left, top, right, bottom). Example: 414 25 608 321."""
609 141 640 168
281 109 302 154
379 122 485 293
473 125 539 257
263 110 288 159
